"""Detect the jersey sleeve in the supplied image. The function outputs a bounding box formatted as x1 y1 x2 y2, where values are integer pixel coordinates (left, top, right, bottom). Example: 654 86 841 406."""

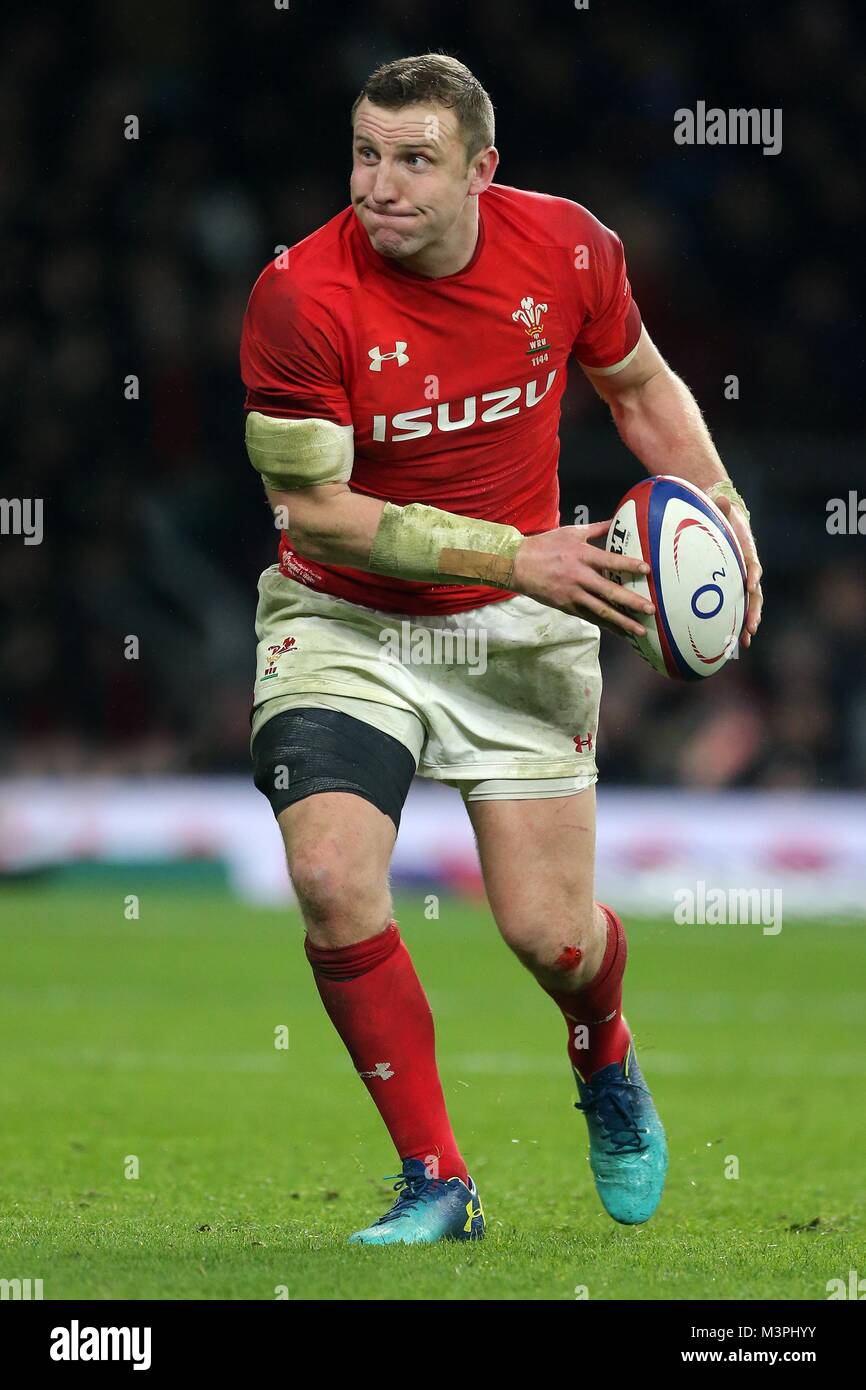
571 218 642 373
240 265 352 425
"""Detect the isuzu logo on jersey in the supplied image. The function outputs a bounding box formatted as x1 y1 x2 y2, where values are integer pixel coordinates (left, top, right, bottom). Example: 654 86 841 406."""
368 342 410 371
372 369 558 443
512 295 550 356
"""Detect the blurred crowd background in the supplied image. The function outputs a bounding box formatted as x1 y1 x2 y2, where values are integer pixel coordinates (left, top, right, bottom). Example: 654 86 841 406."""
2 0 864 788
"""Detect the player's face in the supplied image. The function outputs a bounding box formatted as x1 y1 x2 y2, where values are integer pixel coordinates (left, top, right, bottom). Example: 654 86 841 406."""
351 100 487 261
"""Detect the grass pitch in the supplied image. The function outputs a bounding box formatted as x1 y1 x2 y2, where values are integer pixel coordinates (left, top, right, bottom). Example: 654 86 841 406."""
0 884 863 1301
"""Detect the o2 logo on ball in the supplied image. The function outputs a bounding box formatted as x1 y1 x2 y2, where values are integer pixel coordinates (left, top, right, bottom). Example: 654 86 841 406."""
691 584 724 619
672 515 739 667
607 477 747 681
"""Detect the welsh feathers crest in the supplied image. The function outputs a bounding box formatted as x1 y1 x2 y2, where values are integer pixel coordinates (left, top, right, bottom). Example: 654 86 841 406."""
512 295 548 334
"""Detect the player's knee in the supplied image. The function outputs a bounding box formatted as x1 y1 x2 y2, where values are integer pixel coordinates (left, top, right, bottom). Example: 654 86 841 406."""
499 905 600 985
288 842 385 937
289 842 354 920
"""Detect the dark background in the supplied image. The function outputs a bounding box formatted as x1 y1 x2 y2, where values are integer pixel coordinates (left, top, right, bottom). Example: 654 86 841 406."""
2 0 864 786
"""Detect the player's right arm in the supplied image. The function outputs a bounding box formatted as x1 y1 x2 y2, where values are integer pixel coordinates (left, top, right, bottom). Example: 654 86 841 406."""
259 472 650 637
260 475 384 566
241 265 652 635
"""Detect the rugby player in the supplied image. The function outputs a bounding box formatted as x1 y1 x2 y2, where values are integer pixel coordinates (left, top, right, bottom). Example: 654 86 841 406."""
240 53 763 1245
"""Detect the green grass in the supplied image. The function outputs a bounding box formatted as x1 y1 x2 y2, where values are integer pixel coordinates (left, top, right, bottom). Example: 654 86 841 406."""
0 886 864 1300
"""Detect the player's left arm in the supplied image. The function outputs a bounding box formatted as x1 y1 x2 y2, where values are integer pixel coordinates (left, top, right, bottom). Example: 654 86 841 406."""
581 327 763 647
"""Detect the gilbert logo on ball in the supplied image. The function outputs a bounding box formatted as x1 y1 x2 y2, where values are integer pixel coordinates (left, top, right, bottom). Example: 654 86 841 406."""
606 476 747 680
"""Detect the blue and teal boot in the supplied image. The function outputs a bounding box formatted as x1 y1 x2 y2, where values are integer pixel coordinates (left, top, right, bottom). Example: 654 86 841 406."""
348 1158 485 1246
574 1037 668 1225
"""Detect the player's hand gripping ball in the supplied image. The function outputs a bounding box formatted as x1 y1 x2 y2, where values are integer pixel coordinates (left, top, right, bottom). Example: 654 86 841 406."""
606 475 747 680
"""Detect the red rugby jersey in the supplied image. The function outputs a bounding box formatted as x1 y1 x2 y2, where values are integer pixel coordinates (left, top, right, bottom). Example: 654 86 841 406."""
240 182 641 614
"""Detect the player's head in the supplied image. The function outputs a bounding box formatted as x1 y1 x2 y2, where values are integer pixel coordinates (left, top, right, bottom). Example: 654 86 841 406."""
350 53 498 263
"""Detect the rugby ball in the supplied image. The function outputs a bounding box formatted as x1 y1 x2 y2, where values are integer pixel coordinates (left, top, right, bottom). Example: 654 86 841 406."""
606 475 747 680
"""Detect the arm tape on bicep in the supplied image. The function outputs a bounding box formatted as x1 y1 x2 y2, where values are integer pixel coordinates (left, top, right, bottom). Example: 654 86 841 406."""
367 502 524 588
245 412 354 490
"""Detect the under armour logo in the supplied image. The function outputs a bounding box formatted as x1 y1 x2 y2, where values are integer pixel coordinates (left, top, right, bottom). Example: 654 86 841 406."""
368 342 409 371
358 1061 395 1080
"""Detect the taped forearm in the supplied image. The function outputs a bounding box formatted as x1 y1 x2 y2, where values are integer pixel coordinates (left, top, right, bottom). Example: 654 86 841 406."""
244 413 524 585
368 502 524 587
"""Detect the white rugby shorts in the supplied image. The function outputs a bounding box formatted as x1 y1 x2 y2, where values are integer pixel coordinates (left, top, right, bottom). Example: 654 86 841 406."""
251 566 602 800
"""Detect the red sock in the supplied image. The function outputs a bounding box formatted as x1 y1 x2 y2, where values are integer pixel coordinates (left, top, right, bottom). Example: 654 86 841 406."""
304 921 468 1183
544 903 631 1082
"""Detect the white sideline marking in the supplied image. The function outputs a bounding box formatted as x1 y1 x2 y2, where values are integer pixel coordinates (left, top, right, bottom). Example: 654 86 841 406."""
10 1046 861 1080
447 1051 863 1078
19 1048 280 1073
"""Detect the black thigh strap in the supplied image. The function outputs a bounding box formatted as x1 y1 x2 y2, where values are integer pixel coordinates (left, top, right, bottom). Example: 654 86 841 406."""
251 707 417 832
